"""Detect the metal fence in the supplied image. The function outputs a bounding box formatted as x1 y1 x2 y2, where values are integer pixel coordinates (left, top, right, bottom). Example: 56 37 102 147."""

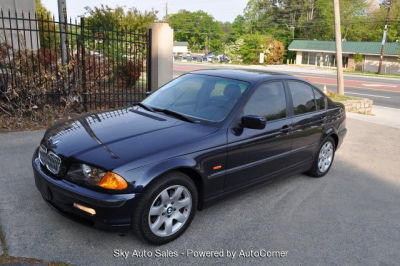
0 10 151 110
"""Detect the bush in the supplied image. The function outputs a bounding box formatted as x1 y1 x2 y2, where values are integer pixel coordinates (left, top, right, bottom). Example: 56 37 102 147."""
232 34 284 64
0 42 114 129
263 37 284 64
118 59 143 87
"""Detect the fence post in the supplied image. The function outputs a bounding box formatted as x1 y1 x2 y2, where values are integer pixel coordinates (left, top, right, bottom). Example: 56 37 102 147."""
147 28 152 92
80 17 87 112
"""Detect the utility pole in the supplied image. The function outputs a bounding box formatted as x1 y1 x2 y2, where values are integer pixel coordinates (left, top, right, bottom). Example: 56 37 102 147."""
58 0 68 66
165 2 169 22
58 0 69 92
333 0 344 95
378 0 392 74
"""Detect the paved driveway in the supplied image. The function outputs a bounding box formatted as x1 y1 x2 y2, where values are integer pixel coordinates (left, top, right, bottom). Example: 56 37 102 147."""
0 118 399 265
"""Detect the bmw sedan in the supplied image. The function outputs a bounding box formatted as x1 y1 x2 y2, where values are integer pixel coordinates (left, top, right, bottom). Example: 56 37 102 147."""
32 69 347 245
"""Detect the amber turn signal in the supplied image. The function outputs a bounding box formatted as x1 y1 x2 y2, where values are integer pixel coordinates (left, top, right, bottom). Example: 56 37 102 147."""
99 172 128 190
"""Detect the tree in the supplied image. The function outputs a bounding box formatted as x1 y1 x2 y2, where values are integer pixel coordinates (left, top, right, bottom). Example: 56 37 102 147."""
229 15 247 42
168 10 224 52
35 0 56 50
84 5 157 32
241 0 387 43
231 34 284 64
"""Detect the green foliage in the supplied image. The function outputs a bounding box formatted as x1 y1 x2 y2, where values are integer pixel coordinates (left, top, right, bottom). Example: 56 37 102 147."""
240 34 264 63
354 53 363 63
225 34 284 64
240 0 400 55
224 39 244 62
35 0 56 50
168 10 225 52
83 5 156 64
230 15 247 42
84 5 157 32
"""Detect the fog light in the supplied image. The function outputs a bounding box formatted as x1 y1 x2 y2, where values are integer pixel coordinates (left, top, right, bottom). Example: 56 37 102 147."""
73 203 96 216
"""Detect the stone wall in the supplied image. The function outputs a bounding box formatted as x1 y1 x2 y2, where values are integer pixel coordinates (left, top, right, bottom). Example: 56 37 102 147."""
342 98 373 115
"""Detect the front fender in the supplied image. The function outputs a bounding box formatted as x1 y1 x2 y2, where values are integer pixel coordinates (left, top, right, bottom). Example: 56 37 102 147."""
115 157 201 193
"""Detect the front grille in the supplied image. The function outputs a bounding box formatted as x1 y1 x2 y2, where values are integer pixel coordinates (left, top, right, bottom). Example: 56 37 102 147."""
39 145 61 174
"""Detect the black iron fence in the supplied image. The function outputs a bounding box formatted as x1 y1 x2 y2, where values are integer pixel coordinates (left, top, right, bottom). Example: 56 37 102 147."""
0 10 151 111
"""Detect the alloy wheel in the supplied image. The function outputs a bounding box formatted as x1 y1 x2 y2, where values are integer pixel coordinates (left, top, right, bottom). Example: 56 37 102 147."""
318 141 334 173
148 185 192 237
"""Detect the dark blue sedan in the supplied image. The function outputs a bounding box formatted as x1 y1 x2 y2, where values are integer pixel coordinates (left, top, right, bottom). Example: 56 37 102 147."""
32 69 346 244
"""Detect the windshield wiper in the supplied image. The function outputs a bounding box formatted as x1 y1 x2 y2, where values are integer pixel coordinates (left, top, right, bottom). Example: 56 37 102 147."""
132 102 154 112
154 108 195 123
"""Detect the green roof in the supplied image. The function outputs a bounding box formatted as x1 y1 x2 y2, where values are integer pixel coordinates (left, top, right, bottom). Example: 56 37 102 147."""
174 41 189 46
288 40 400 56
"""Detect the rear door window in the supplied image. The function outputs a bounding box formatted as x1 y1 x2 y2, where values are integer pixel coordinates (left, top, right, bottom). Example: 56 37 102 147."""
287 81 317 115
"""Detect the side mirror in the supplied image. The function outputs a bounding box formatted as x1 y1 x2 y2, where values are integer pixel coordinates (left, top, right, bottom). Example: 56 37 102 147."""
241 115 266 130
145 91 152 97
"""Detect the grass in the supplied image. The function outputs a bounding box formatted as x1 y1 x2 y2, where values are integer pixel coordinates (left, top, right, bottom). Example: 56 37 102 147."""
344 69 400 79
326 91 360 102
0 222 72 265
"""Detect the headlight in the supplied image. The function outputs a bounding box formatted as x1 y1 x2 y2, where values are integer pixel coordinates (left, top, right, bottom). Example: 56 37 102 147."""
67 164 127 190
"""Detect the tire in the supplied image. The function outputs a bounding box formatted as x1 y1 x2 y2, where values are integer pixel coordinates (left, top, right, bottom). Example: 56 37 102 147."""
132 171 198 245
306 136 336 178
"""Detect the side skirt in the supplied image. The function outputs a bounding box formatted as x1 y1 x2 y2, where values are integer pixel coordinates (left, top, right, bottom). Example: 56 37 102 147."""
200 160 313 209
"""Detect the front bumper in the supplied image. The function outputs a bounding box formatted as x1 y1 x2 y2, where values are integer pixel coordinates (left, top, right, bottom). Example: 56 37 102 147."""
32 154 137 231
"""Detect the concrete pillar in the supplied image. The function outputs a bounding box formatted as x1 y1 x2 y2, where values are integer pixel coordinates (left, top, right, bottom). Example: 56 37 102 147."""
149 23 173 91
296 51 302 65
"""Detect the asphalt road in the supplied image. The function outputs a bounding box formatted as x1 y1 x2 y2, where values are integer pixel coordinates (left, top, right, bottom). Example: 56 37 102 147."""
173 63 400 109
1 117 400 265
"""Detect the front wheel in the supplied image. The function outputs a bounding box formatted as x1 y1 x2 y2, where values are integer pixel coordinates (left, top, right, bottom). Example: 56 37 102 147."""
132 171 198 245
306 137 336 178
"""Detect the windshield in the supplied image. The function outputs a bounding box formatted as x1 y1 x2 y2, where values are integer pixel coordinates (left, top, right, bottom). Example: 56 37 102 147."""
142 74 249 122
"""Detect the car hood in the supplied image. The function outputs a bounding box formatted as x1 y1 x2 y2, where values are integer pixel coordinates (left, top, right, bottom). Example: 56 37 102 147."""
42 107 218 170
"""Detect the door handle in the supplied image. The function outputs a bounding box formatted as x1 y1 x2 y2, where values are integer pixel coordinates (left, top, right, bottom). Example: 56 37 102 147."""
280 125 291 133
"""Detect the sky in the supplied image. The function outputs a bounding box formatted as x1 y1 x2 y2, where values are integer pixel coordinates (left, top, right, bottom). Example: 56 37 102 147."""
41 0 248 22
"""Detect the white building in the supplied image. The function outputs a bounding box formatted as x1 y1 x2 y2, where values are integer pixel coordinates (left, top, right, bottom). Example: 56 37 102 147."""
173 41 189 55
288 40 400 74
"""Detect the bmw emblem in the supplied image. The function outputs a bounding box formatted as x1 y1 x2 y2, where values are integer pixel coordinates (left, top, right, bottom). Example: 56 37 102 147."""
166 207 173 214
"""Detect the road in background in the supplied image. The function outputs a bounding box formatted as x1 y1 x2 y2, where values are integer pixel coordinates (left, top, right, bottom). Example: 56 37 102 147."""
173 63 400 109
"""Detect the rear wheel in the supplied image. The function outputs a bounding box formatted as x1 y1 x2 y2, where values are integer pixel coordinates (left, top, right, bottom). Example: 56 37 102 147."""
306 137 336 178
132 171 198 245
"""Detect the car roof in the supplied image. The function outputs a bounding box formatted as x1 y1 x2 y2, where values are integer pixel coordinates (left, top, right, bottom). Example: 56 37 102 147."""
190 69 299 84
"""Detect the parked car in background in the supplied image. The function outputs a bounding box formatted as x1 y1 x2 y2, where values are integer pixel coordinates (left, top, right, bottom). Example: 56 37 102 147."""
32 69 346 245
217 54 231 63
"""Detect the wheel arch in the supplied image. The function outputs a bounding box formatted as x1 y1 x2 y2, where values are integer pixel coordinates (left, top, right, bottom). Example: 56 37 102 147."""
172 167 204 210
322 127 339 148
130 157 206 210
329 133 339 149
